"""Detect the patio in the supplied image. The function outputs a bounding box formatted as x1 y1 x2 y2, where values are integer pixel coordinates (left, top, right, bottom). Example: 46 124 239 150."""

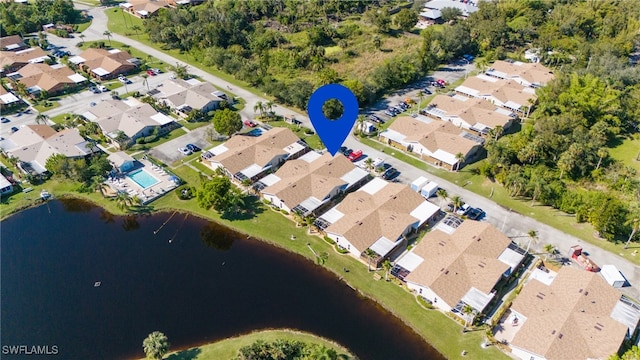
493 309 523 345
106 158 179 204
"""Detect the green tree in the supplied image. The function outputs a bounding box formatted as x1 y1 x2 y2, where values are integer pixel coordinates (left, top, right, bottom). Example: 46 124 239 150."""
131 24 142 39
625 212 640 249
35 113 50 125
322 99 343 120
253 101 265 118
172 62 189 80
213 108 242 136
142 331 169 360
364 157 374 171
462 304 475 332
45 153 73 178
364 7 391 33
103 30 112 46
526 230 538 253
440 7 462 23
452 195 463 213
113 191 135 211
394 8 418 32
382 259 392 281
436 188 448 208
454 152 465 171
609 345 640 360
197 176 243 214
78 33 85 45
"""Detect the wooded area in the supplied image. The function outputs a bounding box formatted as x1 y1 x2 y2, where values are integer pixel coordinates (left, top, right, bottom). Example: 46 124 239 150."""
0 0 82 36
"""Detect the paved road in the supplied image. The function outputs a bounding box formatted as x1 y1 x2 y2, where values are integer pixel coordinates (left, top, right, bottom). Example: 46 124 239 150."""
27 4 640 299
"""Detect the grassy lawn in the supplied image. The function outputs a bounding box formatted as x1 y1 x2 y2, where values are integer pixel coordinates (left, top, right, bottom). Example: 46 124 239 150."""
610 133 640 172
103 81 124 91
50 113 71 124
34 101 60 113
360 136 640 265
163 329 353 360
179 120 210 131
189 159 216 176
126 128 187 153
74 18 92 33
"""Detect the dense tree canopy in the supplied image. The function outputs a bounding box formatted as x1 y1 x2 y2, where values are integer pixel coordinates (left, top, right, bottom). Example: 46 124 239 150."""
236 339 341 360
0 0 81 36
212 108 242 136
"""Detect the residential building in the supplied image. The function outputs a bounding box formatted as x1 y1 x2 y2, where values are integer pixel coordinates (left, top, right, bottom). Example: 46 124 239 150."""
3 125 97 175
0 35 28 51
394 220 525 319
0 47 50 75
68 48 139 80
422 0 479 19
119 0 170 17
455 74 538 116
107 151 136 173
258 151 370 217
83 98 176 148
205 127 309 183
0 173 13 196
423 94 517 136
6 63 86 97
503 267 640 360
379 116 483 170
315 177 441 266
0 85 22 110
151 78 224 115
485 60 554 88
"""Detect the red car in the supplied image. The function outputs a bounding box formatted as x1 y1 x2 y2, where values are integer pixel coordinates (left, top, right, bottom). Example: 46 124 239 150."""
244 120 257 127
347 149 363 162
436 79 446 86
146 69 156 76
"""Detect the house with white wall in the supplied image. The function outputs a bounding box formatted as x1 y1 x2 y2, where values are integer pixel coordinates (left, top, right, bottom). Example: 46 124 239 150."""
394 220 525 319
258 151 369 217
315 178 440 267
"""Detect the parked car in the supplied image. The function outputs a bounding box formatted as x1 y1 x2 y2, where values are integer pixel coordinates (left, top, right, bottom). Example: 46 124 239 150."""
118 76 131 84
97 85 108 92
467 207 485 220
456 203 471 216
397 103 409 110
244 120 257 127
423 88 432 95
201 151 213 160
343 148 353 157
90 102 97 107
369 114 383 123
146 69 156 76
436 79 447 87
347 149 363 162
186 143 201 152
178 147 192 155
339 146 347 154
382 167 399 180
1 117 10 123
151 68 162 74
10 126 19 133
383 110 394 117
89 86 101 94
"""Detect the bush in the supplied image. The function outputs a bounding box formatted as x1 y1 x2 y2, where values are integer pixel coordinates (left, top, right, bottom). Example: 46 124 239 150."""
335 244 349 254
417 296 434 309
136 137 146 144
323 236 335 244
176 185 195 200
280 209 289 215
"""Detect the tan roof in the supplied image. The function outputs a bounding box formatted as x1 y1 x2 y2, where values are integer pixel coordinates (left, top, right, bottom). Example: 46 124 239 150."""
490 80 537 107
325 183 426 253
428 95 513 129
78 48 136 76
511 267 628 360
262 153 357 208
405 221 511 307
0 35 26 51
389 116 479 156
0 47 48 70
129 0 169 14
14 63 81 93
489 60 555 86
161 80 222 110
95 102 160 138
210 128 302 175
458 76 503 95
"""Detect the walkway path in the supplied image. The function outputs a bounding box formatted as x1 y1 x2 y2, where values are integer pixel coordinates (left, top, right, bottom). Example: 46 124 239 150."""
61 5 640 299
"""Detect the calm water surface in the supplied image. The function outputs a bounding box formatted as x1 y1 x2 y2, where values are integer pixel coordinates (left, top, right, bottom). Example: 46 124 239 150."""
1 200 444 360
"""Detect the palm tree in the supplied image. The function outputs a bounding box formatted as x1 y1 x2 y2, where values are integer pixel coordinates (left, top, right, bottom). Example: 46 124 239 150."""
79 34 85 46
624 212 640 249
142 331 169 360
454 152 465 171
526 229 538 253
364 248 377 272
131 24 142 39
103 30 112 46
416 90 424 115
462 304 475 332
35 113 50 125
382 259 392 281
264 100 274 116
452 195 463 213
308 345 337 360
543 243 557 261
436 188 448 208
492 125 503 141
317 251 329 265
141 73 150 91
364 157 374 171
253 101 264 118
114 191 134 211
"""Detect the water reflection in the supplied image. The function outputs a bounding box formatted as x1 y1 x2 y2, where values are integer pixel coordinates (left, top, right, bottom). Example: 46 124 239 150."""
200 222 234 251
122 215 140 231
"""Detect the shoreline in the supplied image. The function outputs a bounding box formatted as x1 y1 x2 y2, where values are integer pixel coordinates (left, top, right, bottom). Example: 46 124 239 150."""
2 194 501 360
158 328 355 360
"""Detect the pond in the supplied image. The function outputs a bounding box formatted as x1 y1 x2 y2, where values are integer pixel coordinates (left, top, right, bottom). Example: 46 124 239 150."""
1 200 444 359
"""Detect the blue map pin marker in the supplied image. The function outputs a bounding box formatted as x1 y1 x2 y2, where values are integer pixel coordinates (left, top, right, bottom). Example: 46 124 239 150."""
307 84 359 156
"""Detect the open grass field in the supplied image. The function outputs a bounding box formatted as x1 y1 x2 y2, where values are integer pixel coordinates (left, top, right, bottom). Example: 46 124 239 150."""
162 329 353 360
610 133 640 172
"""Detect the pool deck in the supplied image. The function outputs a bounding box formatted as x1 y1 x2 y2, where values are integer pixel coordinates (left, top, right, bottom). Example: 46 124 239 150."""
106 159 179 204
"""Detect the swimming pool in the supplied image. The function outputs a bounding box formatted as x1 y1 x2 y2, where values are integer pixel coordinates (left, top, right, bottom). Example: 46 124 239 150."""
127 169 159 189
